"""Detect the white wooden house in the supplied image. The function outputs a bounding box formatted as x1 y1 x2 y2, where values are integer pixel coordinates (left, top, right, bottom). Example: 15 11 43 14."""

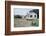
22 11 37 19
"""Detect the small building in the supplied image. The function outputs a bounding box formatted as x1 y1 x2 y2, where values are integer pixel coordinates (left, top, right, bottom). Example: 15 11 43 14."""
24 11 37 19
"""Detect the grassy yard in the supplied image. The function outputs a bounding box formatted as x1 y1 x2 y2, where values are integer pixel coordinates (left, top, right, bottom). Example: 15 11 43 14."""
14 18 39 27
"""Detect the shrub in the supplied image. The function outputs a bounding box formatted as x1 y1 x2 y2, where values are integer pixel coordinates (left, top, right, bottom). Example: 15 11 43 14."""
14 15 22 18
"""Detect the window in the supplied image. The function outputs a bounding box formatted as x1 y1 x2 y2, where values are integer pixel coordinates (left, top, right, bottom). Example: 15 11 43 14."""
34 15 36 17
30 15 32 17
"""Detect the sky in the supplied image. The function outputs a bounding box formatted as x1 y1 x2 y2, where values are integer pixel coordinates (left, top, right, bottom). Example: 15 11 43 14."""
14 8 32 16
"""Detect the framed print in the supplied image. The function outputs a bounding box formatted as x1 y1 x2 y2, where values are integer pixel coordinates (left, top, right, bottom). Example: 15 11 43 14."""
5 1 45 35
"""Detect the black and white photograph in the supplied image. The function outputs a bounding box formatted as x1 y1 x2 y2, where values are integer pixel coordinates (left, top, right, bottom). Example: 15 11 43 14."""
14 8 39 27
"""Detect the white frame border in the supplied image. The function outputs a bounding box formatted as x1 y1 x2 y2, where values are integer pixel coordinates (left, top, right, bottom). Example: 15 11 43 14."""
11 5 42 31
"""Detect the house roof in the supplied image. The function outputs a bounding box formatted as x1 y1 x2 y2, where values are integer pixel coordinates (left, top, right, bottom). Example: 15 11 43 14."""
29 9 39 14
29 10 37 15
29 10 33 12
